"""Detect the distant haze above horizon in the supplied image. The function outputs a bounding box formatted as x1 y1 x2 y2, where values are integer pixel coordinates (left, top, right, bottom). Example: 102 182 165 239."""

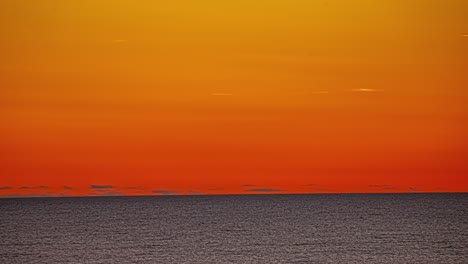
1 0 467 197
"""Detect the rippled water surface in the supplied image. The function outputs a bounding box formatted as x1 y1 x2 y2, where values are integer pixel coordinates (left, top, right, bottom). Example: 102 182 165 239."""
1 193 467 263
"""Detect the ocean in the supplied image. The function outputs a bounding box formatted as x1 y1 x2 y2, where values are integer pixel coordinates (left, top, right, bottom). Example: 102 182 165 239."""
1 193 467 263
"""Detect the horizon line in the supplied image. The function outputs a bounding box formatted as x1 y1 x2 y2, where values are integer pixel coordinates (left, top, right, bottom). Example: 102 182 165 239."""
1 191 467 200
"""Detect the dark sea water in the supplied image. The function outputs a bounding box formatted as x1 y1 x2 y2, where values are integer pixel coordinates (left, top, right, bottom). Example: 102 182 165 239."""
1 193 467 263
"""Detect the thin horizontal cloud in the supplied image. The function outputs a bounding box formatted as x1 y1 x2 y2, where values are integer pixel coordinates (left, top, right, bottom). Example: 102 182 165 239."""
0 194 55 199
63 186 73 190
90 185 114 189
242 184 255 187
17 186 48 190
0 186 11 190
152 190 179 195
246 188 283 192
187 191 203 195
350 88 384 92
305 184 317 186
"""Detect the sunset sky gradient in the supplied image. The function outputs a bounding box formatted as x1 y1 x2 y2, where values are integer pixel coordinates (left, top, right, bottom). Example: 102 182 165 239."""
1 0 467 197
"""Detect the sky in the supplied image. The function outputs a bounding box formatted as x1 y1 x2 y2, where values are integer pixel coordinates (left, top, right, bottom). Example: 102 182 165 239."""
0 0 467 197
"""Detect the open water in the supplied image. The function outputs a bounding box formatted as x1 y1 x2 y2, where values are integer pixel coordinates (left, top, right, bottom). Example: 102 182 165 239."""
1 193 467 263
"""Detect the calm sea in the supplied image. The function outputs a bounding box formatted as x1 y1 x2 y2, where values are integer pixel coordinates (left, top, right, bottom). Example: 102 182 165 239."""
1 193 467 263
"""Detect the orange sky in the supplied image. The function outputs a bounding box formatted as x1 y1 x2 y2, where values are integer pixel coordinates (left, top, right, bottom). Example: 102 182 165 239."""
1 0 467 197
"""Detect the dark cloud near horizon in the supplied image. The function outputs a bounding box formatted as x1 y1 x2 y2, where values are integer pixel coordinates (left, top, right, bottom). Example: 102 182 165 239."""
246 188 283 192
0 193 55 198
152 190 179 195
187 191 203 195
18 186 49 190
242 184 255 187
90 185 114 189
0 186 11 190
369 185 396 190
63 186 73 190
